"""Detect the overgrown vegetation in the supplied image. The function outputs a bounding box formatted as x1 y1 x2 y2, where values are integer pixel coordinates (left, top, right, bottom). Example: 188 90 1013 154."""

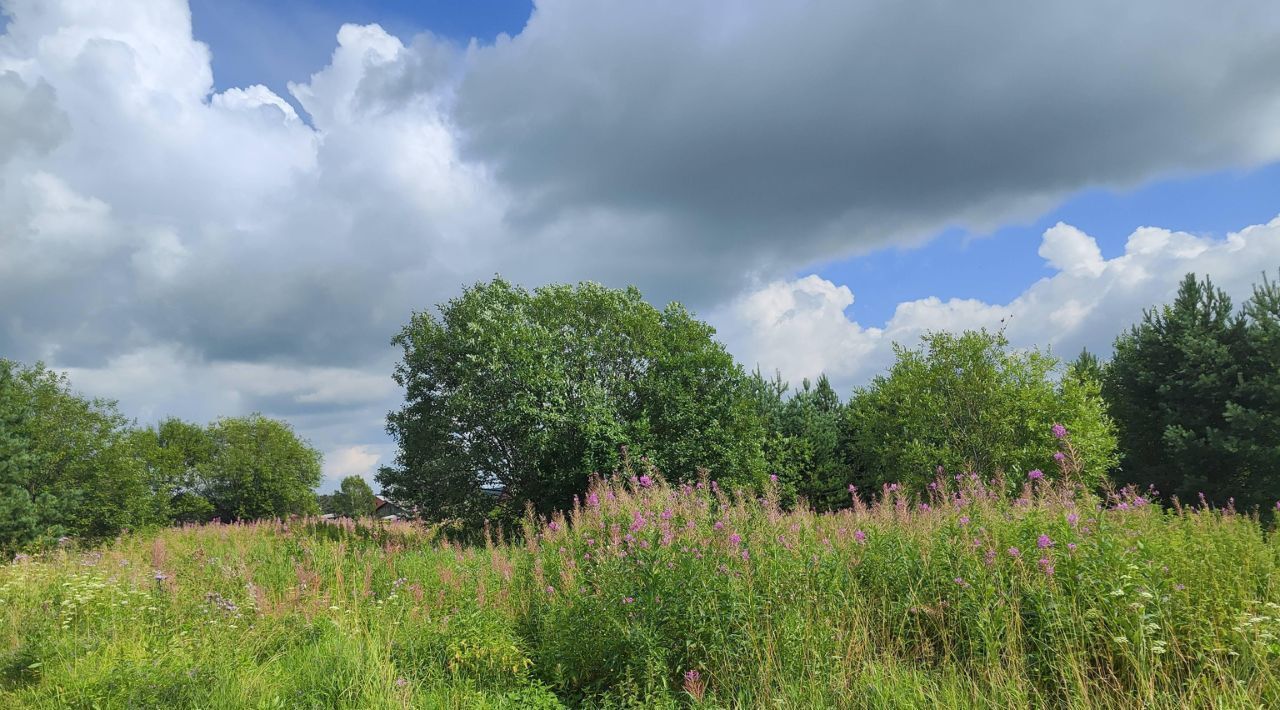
4 446 1280 708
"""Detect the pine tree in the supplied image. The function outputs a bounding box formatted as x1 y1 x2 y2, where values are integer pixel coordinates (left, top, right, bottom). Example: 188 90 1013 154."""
1104 273 1248 504
1224 271 1280 508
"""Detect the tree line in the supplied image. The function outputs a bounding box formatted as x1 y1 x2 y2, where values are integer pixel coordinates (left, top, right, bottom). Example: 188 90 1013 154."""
3 269 1278 551
0 361 322 554
378 272 1280 528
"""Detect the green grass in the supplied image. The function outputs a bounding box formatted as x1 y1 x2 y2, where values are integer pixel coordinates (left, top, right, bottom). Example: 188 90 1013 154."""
3 474 1280 708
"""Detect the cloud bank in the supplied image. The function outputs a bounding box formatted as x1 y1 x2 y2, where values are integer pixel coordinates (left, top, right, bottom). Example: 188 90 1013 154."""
2 0 1279 486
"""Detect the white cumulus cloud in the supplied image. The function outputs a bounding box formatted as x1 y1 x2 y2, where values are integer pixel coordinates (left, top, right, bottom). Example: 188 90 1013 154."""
718 217 1280 394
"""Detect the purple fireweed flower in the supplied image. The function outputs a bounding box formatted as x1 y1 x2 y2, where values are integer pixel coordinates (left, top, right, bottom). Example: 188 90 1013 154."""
954 577 968 587
1067 543 1077 552
546 585 555 594
984 549 997 566
1008 547 1022 559
740 548 750 560
848 484 857 493
959 516 970 525
1067 513 1079 526
770 473 779 483
547 521 560 532
629 513 646 532
638 475 653 488
713 520 725 531
1174 583 1185 591
918 503 930 512
937 465 945 476
622 596 635 605
1038 558 1055 577
854 530 867 544
661 509 673 520
1037 534 1053 549
1053 452 1066 462
586 492 600 508
1052 423 1067 439
1028 469 1044 481
395 677 408 689
729 533 742 546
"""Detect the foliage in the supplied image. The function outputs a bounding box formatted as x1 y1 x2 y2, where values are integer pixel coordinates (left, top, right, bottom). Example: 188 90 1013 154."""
198 415 322 521
0 359 162 544
4 467 1280 707
379 278 765 528
1227 272 1280 508
1104 272 1280 510
0 362 64 555
128 417 216 524
130 415 321 524
844 329 1118 490
319 476 378 518
749 370 850 510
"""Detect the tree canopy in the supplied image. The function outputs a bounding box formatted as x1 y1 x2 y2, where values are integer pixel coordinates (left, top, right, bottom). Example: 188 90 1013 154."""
843 330 1118 490
319 475 378 518
1105 272 1280 509
378 278 765 526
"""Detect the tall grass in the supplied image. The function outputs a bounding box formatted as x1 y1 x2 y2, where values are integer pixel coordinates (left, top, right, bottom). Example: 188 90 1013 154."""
3 471 1279 708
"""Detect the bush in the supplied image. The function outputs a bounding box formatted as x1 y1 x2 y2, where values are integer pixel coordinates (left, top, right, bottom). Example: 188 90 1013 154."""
844 329 1118 490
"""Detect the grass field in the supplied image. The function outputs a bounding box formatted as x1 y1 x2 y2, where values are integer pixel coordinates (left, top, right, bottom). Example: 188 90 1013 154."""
3 472 1280 708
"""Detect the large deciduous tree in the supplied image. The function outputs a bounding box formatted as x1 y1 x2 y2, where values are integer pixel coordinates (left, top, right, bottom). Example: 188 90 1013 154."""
378 278 765 526
844 330 1118 490
198 415 322 521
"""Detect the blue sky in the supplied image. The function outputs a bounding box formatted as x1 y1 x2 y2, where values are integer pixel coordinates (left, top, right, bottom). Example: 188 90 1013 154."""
189 0 533 108
3 0 1279 487
818 162 1280 325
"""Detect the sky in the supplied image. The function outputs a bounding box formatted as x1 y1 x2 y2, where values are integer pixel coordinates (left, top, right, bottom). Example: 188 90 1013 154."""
2 0 1279 491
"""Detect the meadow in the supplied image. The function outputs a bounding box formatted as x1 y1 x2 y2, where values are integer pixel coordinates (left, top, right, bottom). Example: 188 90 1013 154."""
3 469 1280 708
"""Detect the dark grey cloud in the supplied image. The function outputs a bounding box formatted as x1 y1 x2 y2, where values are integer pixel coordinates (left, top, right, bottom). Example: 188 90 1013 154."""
456 0 1280 268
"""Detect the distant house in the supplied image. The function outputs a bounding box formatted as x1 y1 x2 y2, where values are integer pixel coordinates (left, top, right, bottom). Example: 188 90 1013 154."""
373 496 408 520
